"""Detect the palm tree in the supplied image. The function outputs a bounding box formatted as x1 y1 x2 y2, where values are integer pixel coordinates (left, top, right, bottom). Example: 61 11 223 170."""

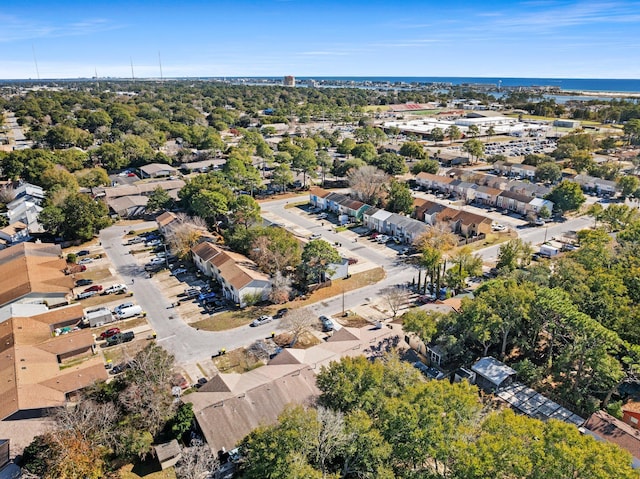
487 126 496 141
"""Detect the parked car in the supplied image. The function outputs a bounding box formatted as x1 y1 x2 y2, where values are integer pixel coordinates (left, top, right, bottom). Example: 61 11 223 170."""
99 327 121 340
317 213 328 220
310 233 322 240
392 236 402 244
127 237 145 245
114 302 134 314
319 315 334 332
75 279 93 287
106 331 135 346
376 235 390 243
76 290 97 300
103 283 127 295
251 315 274 327
171 267 187 276
399 247 410 255
83 285 103 293
145 239 162 247
76 250 91 257
78 257 93 265
347 257 358 265
274 308 289 319
148 257 165 265
492 224 506 232
184 287 201 298
534 218 545 226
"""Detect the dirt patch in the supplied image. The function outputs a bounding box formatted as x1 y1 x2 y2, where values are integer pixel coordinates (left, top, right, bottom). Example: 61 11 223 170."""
192 304 276 331
256 191 309 203
274 330 322 349
119 462 176 479
213 347 266 374
333 313 370 328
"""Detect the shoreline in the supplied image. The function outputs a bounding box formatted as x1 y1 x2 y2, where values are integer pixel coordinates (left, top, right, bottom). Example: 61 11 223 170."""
561 90 640 98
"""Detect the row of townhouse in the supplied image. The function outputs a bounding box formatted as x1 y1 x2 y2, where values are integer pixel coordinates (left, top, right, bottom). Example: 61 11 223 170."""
363 208 429 243
191 241 271 308
309 188 370 222
415 172 554 216
573 174 617 196
413 199 494 237
492 160 537 180
0 242 107 420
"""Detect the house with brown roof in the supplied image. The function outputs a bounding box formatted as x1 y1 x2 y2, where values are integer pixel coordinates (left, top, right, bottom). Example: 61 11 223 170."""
450 211 493 237
415 172 454 192
156 211 179 235
189 325 403 454
191 242 271 308
0 303 107 420
106 195 149 218
309 187 332 210
583 410 640 469
474 185 501 206
497 190 533 214
0 222 30 249
0 243 73 308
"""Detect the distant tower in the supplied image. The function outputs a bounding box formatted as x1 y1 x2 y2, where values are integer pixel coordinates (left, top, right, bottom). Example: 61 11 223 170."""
283 75 295 87
498 80 502 92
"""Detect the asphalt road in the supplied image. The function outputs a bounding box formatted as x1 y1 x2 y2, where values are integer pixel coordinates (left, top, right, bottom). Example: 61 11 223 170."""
99 200 594 365
99 224 286 364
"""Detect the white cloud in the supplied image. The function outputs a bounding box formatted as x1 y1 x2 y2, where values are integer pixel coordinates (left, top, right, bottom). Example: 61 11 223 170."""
0 14 124 42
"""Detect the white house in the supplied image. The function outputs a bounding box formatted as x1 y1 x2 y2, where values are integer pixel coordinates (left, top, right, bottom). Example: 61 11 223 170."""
191 242 271 308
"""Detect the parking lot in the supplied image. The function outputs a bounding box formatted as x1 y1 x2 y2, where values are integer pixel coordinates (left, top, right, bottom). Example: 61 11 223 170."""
442 137 556 158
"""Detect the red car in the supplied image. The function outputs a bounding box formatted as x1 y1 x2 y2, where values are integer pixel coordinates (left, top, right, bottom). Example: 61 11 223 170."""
347 258 358 265
83 285 103 293
99 327 120 340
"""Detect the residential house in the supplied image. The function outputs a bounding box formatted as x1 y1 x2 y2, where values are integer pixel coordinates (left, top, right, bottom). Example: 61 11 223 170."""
452 181 477 202
0 243 73 308
404 220 429 244
364 208 393 233
325 192 347 214
100 179 185 201
189 325 402 454
179 158 226 174
510 181 550 198
156 211 180 236
436 151 470 167
415 172 454 192
474 185 501 206
326 258 349 280
191 242 271 308
497 190 533 214
139 163 178 179
471 357 516 392
5 196 43 234
309 187 332 210
594 178 618 196
528 197 554 215
623 402 640 430
583 410 640 469
0 303 107 419
0 222 30 249
413 198 431 221
451 211 493 237
335 197 369 221
573 174 597 191
493 160 514 176
106 195 148 218
511 163 537 180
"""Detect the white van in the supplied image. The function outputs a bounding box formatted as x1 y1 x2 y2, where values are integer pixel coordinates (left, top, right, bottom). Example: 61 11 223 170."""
115 304 143 319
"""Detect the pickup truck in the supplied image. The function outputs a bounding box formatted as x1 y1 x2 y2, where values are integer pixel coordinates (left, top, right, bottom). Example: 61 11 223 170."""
106 331 135 347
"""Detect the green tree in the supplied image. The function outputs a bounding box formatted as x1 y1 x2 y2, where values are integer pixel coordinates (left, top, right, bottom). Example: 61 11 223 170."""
146 186 174 212
545 180 586 214
535 162 562 183
618 175 640 198
446 247 483 291
370 152 407 175
430 127 445 144
623 118 640 144
40 193 111 241
191 189 229 227
337 138 356 156
75 167 110 191
386 179 413 214
230 194 261 230
496 238 533 272
351 142 378 163
446 125 462 144
299 239 341 285
292 149 318 187
410 158 439 175
402 309 438 344
399 141 426 160
462 138 485 163
467 124 480 138
249 226 302 274
168 402 195 440
271 162 294 192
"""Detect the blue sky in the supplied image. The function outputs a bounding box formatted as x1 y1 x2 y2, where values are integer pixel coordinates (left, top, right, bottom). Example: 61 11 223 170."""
1 0 639 79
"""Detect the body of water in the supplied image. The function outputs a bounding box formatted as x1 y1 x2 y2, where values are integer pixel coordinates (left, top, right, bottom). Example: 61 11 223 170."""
294 77 640 94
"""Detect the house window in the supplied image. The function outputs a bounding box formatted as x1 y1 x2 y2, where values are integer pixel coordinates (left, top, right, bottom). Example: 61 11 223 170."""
631 416 639 425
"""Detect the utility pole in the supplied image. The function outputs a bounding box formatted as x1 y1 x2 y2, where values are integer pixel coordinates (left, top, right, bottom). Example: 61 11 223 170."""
342 286 345 316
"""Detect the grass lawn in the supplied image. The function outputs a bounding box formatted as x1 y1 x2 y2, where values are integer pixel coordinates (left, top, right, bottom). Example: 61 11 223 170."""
412 109 443 116
191 267 386 332
284 200 309 209
334 312 371 328
119 463 176 479
213 347 265 373
463 231 516 253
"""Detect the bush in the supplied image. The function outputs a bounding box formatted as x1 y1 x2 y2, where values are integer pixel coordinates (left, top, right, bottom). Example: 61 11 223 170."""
66 253 77 264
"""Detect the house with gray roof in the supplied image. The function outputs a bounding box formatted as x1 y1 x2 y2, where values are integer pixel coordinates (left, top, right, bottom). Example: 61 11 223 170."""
471 356 516 392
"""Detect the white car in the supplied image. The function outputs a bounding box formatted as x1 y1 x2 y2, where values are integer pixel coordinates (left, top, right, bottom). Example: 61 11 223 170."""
148 257 165 265
492 224 506 232
317 213 328 220
171 267 187 276
251 315 274 327
376 235 390 243
77 258 93 265
310 233 322 240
